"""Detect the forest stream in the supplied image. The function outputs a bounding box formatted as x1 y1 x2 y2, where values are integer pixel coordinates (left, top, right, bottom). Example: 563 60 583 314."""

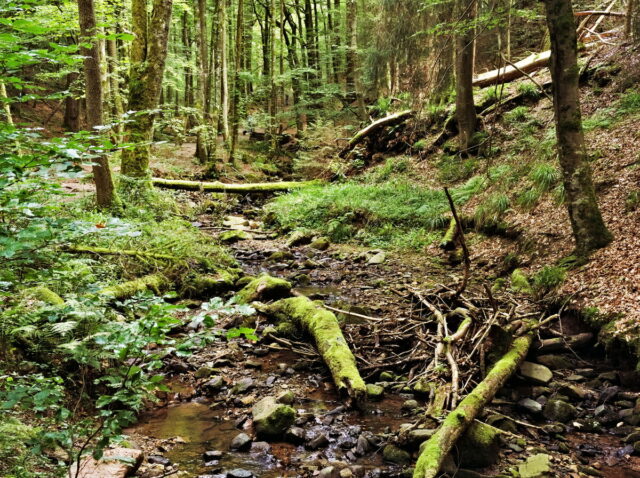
121 197 640 478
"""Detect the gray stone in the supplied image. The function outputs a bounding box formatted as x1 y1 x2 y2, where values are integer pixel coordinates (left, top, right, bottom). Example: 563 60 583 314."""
230 433 252 451
401 399 419 411
518 398 543 414
318 466 339 478
231 378 254 394
285 426 306 444
542 399 577 423
250 441 271 454
368 252 386 265
535 355 574 370
202 376 225 393
356 435 370 455
203 450 223 461
307 433 329 449
518 454 551 478
310 237 330 251
519 362 553 385
147 455 171 466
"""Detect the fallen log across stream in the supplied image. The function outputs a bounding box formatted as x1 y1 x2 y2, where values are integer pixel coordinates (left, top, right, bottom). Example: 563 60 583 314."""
339 110 414 158
152 178 318 193
413 332 534 478
262 296 368 407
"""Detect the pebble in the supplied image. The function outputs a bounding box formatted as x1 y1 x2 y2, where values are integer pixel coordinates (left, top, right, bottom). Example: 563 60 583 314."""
227 470 254 478
203 450 224 461
147 455 171 466
518 398 543 414
307 433 330 449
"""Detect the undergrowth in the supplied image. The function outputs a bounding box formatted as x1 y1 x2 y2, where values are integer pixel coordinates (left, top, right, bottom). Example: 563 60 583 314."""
267 175 486 249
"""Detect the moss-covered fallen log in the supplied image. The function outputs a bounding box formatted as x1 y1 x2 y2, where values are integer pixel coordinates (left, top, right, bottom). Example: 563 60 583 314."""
339 110 414 158
65 245 177 261
152 178 318 193
413 333 533 478
263 296 367 407
99 274 170 300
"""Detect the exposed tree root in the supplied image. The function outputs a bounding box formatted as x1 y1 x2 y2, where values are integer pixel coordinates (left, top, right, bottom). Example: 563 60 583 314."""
263 296 367 407
152 178 318 193
65 245 177 261
98 274 170 300
412 333 533 478
339 110 414 158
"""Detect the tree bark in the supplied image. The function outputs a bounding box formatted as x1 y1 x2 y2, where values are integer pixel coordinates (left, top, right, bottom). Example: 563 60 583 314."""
543 0 612 256
455 0 477 152
219 0 230 143
77 0 118 208
120 0 174 182
230 0 245 161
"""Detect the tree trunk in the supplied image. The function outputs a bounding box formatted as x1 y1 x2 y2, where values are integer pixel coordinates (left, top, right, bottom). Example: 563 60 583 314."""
120 0 174 183
152 177 318 192
543 0 612 256
230 0 245 161
455 0 477 153
219 0 230 143
345 0 365 118
77 0 118 208
195 0 212 164
63 72 81 131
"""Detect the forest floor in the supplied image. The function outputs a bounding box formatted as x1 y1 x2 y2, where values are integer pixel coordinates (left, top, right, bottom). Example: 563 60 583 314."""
117 139 640 478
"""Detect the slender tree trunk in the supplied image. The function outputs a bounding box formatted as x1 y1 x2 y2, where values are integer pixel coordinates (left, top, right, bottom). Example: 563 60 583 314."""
0 82 13 125
219 0 230 142
77 0 118 208
269 0 277 139
230 0 245 161
284 9 306 132
63 72 82 131
543 0 612 256
195 0 212 163
455 0 477 152
120 0 174 182
345 0 365 118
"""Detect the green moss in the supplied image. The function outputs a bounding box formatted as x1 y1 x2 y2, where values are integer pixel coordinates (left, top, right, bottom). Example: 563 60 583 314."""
252 396 296 438
510 269 532 294
22 286 65 306
235 275 292 304
99 274 169 299
266 297 366 402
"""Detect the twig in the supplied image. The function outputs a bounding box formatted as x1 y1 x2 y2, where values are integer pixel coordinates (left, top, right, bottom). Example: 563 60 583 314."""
444 188 471 297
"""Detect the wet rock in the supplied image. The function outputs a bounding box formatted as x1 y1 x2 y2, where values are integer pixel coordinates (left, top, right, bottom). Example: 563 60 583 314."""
231 378 254 394
195 366 215 379
598 371 619 383
518 453 551 478
535 355 574 370
147 455 171 466
310 237 330 251
338 436 358 449
558 383 590 400
166 359 190 374
405 428 436 447
368 252 386 265
401 399 419 411
356 435 370 455
276 390 295 405
265 376 277 386
366 384 384 400
543 399 577 423
519 361 553 385
139 464 165 478
518 398 543 415
307 432 330 449
340 468 353 478
227 469 254 478
286 230 314 247
203 450 224 461
250 441 271 455
382 444 411 465
229 433 252 451
285 426 306 444
252 396 296 438
625 431 640 443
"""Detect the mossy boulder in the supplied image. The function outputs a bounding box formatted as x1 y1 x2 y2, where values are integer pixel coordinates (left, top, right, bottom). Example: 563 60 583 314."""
268 251 295 262
187 269 239 297
235 275 292 304
511 269 532 294
382 444 411 465
310 237 330 251
286 230 314 247
252 396 296 439
412 378 433 396
543 399 577 423
22 286 65 306
457 421 502 468
219 230 253 244
366 384 384 400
